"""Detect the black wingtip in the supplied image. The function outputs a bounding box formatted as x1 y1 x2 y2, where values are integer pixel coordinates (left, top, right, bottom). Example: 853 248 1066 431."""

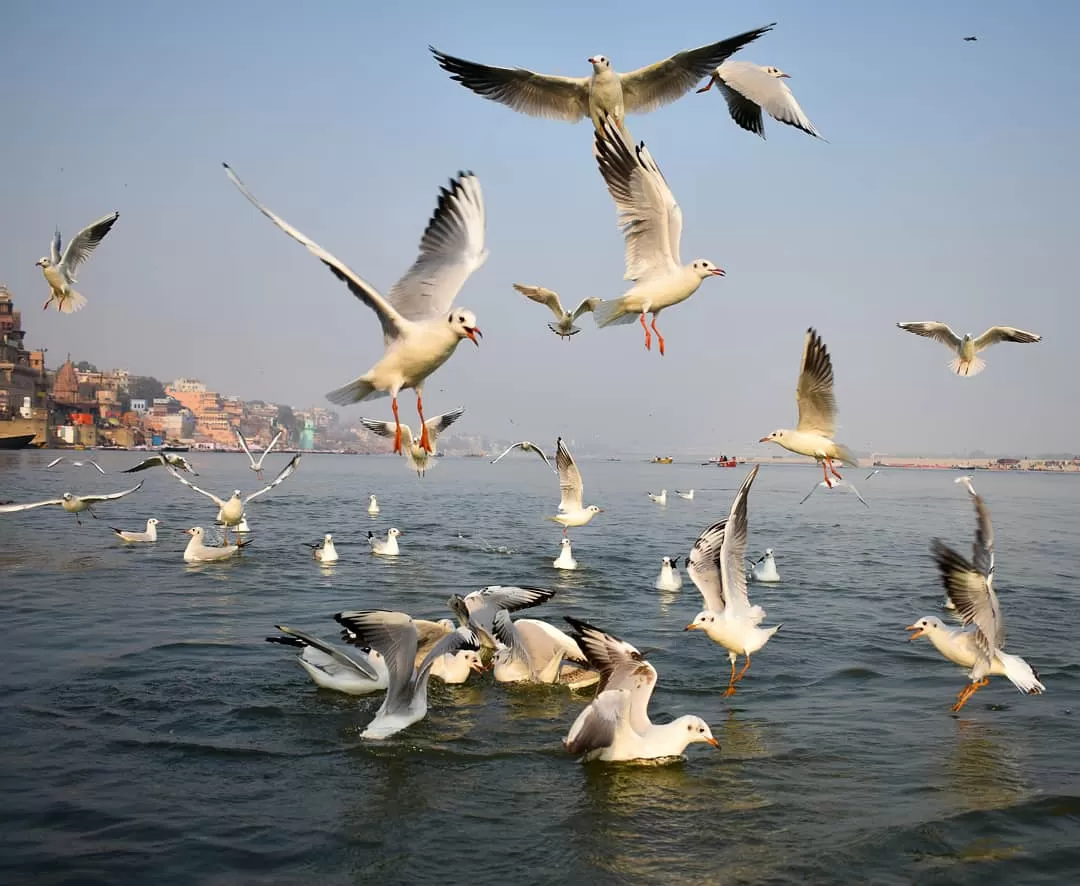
367 530 374 539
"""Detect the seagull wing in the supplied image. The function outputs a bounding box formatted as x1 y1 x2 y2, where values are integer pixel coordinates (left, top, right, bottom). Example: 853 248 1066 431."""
513 283 565 320
564 688 630 757
46 457 65 468
717 467 759 618
971 492 995 583
272 624 381 680
430 47 590 122
122 455 165 473
87 460 106 474
424 406 466 443
973 326 1042 350
571 297 603 321
50 228 62 265
58 211 119 283
263 430 285 457
555 437 584 511
799 481 823 505
932 539 1003 665
795 327 838 436
594 116 682 279
334 610 420 713
0 497 66 512
244 454 300 504
844 481 870 508
78 481 143 504
619 25 775 115
715 61 822 138
415 625 481 683
896 321 963 350
235 429 257 467
224 163 408 343
463 585 557 617
686 518 729 612
167 466 226 507
360 417 398 440
384 172 488 324
490 441 552 469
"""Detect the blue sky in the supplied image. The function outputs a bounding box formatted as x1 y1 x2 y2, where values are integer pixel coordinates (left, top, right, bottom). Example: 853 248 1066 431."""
2 0 1076 455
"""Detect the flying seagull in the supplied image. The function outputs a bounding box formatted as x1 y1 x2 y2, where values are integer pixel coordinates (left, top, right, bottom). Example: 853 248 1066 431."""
361 406 465 477
513 284 601 339
122 452 197 474
236 429 284 481
697 61 823 139
46 456 105 474
490 440 555 470
0 481 143 524
896 322 1042 377
36 211 119 313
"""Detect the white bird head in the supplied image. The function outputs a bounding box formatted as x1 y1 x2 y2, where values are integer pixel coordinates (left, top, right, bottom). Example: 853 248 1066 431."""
661 556 672 566
457 649 486 674
35 257 51 268
685 611 716 631
148 518 161 527
676 716 721 748
185 527 205 540
232 489 242 498
448 309 483 346
369 494 377 502
560 538 572 548
585 505 603 515
324 533 333 542
387 528 402 538
905 616 945 641
759 430 785 443
587 55 611 71
764 66 791 79
765 548 773 556
691 259 726 279
61 493 75 502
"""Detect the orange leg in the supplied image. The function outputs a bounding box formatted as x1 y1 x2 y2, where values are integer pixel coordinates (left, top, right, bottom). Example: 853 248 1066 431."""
391 397 403 454
416 391 433 453
638 312 652 350
650 315 666 356
733 654 752 685
821 460 830 483
696 77 715 94
723 657 738 697
952 678 990 712
826 456 843 480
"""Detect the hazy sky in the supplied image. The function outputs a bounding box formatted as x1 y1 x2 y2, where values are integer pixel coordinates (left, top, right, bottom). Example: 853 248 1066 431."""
2 0 1076 456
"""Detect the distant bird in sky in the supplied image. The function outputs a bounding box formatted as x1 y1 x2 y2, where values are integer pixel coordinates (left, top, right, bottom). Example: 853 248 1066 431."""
35 211 119 313
46 456 105 474
361 407 465 477
963 35 978 42
697 61 823 140
431 24 774 135
513 284 601 339
896 322 1042 377
236 428 284 481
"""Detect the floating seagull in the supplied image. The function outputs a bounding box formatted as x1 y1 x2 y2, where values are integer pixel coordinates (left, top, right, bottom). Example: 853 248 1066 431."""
183 526 249 563
553 537 578 570
236 429 284 481
676 489 694 500
367 494 380 515
267 625 388 695
361 406 465 477
369 527 402 557
548 437 603 534
512 284 601 339
333 609 481 739
647 489 667 505
35 211 119 313
0 481 142 525
490 612 595 686
654 556 683 591
46 456 105 474
562 617 719 763
591 116 725 355
304 533 339 563
111 518 160 543
685 467 781 695
490 440 555 470
865 469 881 480
696 61 823 139
896 322 1042 377
225 164 485 454
748 549 780 583
800 476 869 508
166 454 300 544
122 452 197 474
760 328 858 483
430 25 773 135
907 485 1044 711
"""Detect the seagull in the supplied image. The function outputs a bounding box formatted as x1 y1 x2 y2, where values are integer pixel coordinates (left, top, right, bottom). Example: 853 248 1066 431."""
225 164 485 454
490 440 554 470
46 456 105 474
655 556 683 591
760 328 858 483
547 437 603 534
513 284 601 339
361 406 465 477
906 485 1045 711
490 612 595 685
332 609 481 739
446 585 559 649
799 476 869 508
685 467 781 695
304 533 339 563
35 211 119 312
236 429 284 481
748 549 780 583
895 322 1042 377
696 61 823 139
368 528 402 557
430 25 773 135
0 482 143 525
676 489 694 500
963 35 978 42
122 452 197 474
553 537 578 570
267 624 389 695
111 518 159 543
166 454 300 544
648 489 667 505
183 526 249 563
367 494 380 515
591 116 725 355
562 617 720 763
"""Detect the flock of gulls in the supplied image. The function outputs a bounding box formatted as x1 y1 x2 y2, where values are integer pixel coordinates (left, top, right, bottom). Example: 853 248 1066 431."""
5 24 1048 761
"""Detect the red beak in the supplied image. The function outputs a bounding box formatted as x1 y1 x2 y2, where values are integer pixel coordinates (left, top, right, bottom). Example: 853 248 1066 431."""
466 327 482 346
710 268 726 276
779 73 791 79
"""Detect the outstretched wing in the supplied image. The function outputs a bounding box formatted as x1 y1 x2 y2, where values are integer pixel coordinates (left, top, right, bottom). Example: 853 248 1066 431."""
795 327 838 436
263 430 284 457
490 441 552 470
424 406 466 443
167 466 226 507
244 454 301 504
896 321 963 350
58 211 119 283
973 326 1042 350
717 467 759 617
686 518 728 612
513 283 565 320
0 497 66 513
334 610 420 713
270 624 381 681
555 437 584 512
571 297 602 321
931 538 1003 665
78 481 143 505
235 429 257 466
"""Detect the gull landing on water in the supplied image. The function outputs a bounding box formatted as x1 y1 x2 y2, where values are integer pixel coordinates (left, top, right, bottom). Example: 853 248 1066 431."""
36 211 119 313
431 25 773 135
697 61 824 140
591 116 724 356
513 284 601 339
896 322 1042 377
224 164 486 455
361 407 465 477
236 429 284 481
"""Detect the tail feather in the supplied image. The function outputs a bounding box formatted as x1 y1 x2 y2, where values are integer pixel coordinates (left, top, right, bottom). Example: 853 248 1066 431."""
949 356 986 377
326 376 383 405
593 297 637 328
997 650 1045 695
58 290 88 314
110 527 124 536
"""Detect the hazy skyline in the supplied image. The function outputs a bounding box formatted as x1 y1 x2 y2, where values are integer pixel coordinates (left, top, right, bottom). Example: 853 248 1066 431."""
2 0 1076 456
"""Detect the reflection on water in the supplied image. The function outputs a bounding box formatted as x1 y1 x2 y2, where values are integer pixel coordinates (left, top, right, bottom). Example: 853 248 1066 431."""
942 718 1033 815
